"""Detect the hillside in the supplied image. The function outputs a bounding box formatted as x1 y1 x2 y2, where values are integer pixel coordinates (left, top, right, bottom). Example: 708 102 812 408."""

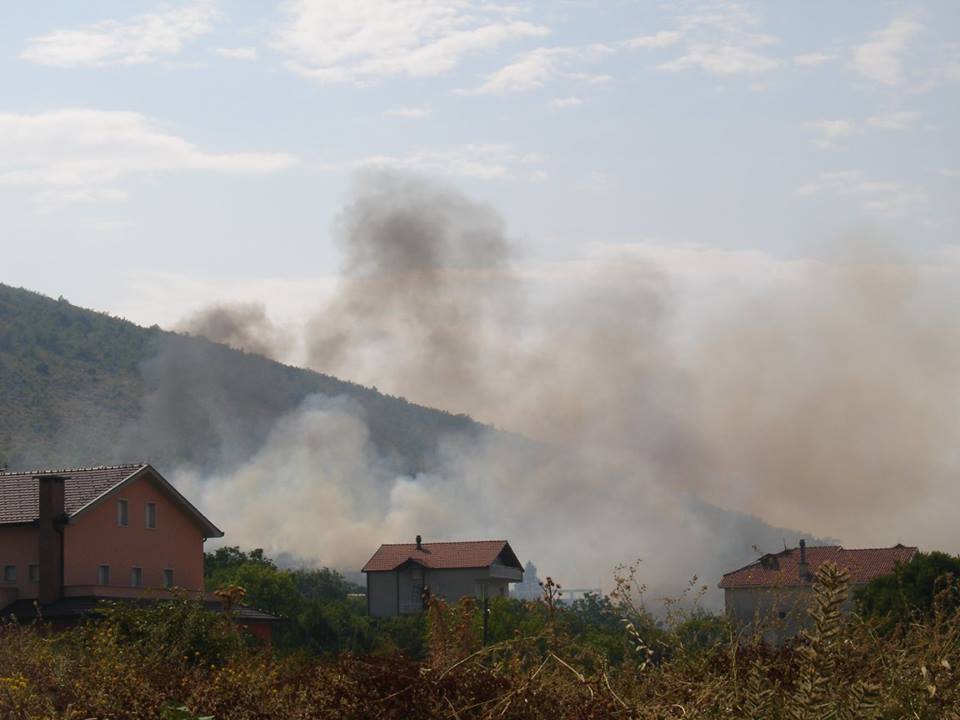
0 283 484 472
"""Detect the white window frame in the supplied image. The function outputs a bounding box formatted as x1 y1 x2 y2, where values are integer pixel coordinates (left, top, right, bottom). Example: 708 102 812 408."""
130 567 143 588
2 565 15 583
145 502 157 530
98 565 111 586
163 569 174 588
117 499 129 527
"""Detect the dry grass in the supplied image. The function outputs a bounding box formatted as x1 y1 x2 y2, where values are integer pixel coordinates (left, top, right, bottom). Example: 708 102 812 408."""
1 563 959 719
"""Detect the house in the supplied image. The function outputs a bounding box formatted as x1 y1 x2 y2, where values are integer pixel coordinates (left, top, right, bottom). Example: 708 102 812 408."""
511 560 542 601
0 463 279 639
719 539 917 642
362 536 523 617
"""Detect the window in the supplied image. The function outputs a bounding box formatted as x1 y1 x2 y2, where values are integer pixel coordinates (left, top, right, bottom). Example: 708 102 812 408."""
145 502 156 529
117 499 129 527
2 565 15 583
98 565 111 586
163 569 174 588
130 567 143 588
28 564 39 583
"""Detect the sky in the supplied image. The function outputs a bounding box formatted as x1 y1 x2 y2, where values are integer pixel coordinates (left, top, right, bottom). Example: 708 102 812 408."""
2 0 958 330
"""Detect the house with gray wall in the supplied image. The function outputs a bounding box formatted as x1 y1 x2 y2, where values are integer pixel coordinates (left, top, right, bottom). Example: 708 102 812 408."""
719 540 916 643
362 537 523 617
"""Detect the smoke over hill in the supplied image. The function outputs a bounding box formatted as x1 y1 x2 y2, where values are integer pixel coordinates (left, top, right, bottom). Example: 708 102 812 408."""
174 169 960 605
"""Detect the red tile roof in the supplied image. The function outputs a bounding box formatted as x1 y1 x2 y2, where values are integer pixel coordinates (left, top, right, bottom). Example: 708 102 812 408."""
719 545 917 589
0 464 145 524
0 463 222 537
362 540 521 573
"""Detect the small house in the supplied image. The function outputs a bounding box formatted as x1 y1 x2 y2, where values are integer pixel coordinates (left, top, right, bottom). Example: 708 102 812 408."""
719 540 917 642
362 536 523 617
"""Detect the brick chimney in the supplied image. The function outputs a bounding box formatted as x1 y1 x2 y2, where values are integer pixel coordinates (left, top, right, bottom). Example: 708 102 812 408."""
416 534 422 550
797 538 810 582
36 475 67 605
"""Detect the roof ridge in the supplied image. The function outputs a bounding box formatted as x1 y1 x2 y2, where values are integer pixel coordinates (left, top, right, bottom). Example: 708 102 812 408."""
838 545 918 552
0 462 147 477
379 539 506 546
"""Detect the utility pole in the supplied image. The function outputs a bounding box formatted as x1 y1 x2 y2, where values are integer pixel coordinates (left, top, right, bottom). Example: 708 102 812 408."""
482 594 489 646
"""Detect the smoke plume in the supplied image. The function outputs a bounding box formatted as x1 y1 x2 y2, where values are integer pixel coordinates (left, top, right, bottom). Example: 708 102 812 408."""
167 170 960 606
177 302 291 360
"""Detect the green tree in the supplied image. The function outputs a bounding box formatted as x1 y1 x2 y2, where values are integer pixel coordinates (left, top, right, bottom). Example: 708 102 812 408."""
855 551 960 628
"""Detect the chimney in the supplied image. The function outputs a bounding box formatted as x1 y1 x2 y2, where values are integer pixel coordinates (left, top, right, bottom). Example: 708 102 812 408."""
798 538 809 582
416 534 422 550
37 475 67 605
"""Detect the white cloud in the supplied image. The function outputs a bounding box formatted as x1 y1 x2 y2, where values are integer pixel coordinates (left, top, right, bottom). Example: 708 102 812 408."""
803 120 855 148
581 171 613 194
549 96 582 109
274 0 548 84
938 168 960 178
627 31 682 49
651 3 781 77
793 52 834 66
461 43 612 95
795 170 928 219
867 110 920 130
657 45 779 76
21 2 216 67
357 144 543 180
850 16 923 86
215 47 257 60
384 106 431 119
0 109 298 209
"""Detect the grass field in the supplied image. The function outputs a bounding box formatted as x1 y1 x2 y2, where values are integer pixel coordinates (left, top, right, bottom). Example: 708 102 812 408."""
2 563 958 719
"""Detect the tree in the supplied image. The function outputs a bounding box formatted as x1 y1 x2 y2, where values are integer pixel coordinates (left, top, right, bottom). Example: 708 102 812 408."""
855 551 960 627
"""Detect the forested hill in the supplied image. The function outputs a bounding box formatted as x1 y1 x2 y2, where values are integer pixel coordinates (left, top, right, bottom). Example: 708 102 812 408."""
0 283 486 472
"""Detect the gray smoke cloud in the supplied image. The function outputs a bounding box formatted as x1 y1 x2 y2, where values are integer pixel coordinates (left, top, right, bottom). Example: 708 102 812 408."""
169 170 960 607
690 246 960 548
177 302 292 360
305 170 518 412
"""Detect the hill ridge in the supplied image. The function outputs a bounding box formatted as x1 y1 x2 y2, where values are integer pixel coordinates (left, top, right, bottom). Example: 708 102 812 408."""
0 283 486 472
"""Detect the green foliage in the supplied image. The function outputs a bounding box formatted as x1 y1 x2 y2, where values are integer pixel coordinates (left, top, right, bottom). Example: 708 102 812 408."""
856 551 960 628
204 546 423 657
3 564 960 718
91 593 248 666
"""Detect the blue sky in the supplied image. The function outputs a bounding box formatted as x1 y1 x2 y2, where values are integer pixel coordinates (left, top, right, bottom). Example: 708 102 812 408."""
2 0 958 327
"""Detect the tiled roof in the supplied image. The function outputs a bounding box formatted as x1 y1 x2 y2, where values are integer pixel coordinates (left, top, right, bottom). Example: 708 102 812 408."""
0 464 145 524
362 540 521 573
719 545 918 589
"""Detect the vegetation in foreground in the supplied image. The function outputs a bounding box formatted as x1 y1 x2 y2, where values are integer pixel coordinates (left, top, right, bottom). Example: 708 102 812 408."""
2 557 960 719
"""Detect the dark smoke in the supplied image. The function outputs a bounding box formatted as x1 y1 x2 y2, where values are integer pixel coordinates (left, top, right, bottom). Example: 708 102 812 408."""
305 170 519 412
178 302 291 359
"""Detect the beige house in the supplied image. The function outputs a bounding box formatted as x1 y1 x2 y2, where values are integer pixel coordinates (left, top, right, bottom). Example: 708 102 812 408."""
362 537 523 617
719 540 917 643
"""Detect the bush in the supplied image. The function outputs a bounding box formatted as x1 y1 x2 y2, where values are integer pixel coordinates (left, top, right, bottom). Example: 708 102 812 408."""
856 550 960 628
2 562 960 718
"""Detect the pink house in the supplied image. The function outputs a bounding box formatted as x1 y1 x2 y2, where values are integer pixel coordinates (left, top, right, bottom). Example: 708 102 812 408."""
0 464 277 637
